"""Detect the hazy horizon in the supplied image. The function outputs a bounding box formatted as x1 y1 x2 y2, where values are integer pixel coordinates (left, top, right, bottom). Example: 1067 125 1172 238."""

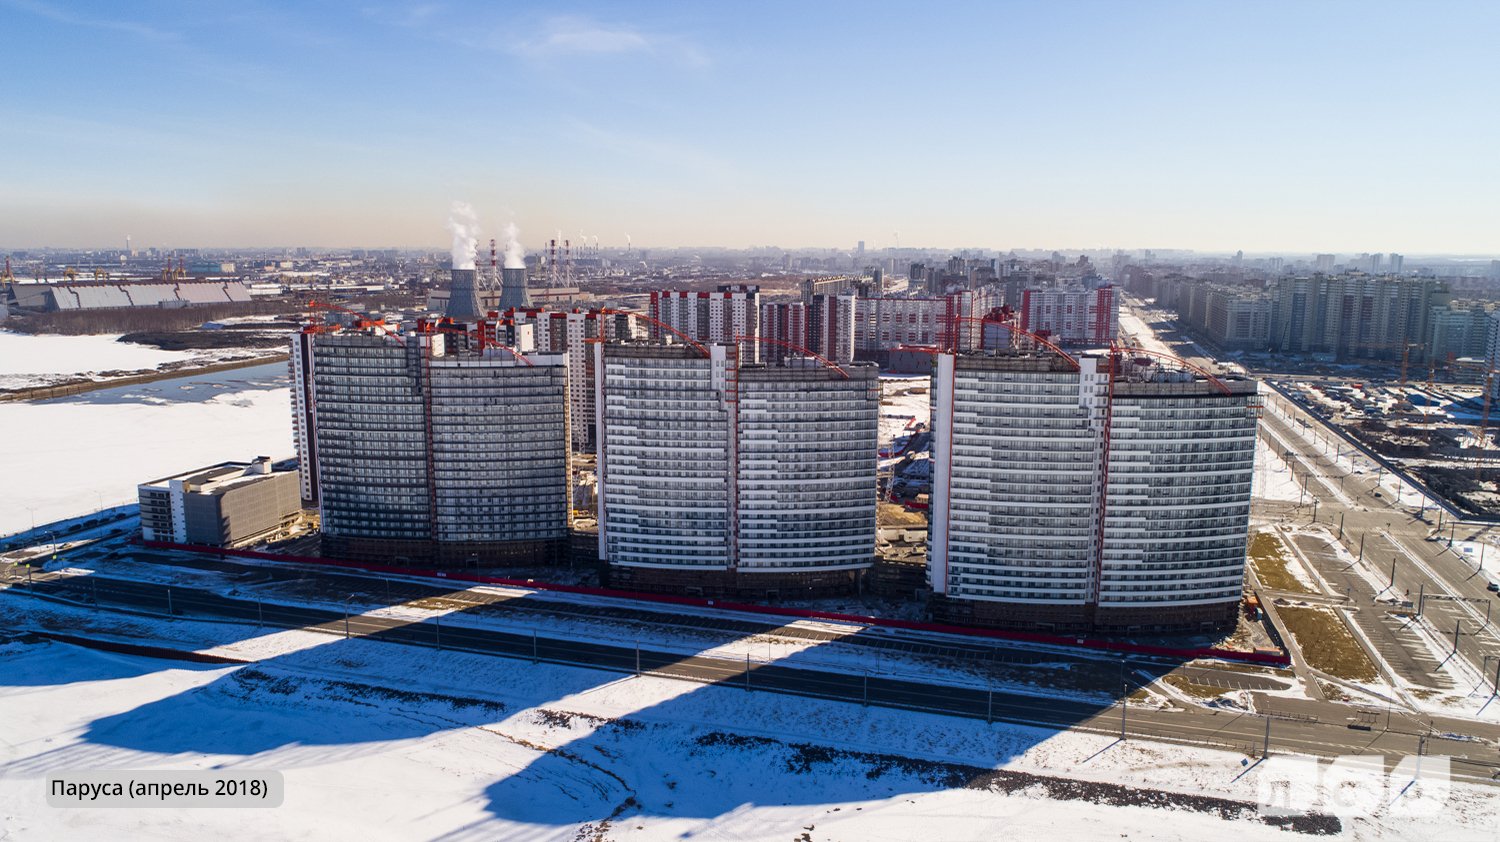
4 1 1497 253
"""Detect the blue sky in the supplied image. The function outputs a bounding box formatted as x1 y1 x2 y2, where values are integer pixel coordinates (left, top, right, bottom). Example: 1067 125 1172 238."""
2 0 1497 253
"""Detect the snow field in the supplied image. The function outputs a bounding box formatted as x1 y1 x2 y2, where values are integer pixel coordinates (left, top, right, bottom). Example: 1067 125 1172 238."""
4 599 1493 841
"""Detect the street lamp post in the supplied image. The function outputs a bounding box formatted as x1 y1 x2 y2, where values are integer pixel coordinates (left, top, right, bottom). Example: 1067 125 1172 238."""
1120 658 1128 741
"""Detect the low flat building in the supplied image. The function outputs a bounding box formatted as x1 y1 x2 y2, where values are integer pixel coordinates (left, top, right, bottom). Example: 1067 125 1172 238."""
138 457 301 547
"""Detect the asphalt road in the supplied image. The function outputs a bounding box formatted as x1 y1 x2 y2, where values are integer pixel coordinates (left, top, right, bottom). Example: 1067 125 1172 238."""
5 567 1498 782
1258 396 1500 688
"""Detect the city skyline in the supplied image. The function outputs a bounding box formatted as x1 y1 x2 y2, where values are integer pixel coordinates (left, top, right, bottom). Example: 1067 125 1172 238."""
4 1 1498 253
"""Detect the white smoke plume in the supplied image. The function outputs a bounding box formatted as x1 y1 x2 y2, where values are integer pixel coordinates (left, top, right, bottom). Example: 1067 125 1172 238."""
503 222 525 269
446 201 479 270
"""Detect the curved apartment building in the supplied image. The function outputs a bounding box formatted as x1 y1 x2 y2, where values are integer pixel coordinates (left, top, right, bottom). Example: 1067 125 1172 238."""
306 327 570 566
929 349 1259 633
595 342 879 597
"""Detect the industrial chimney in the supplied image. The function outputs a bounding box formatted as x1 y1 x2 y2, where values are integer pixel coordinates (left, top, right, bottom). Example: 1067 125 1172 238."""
445 268 484 320
498 266 532 309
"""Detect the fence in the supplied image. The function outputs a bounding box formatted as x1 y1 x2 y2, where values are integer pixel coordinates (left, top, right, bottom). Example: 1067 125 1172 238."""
139 539 1292 668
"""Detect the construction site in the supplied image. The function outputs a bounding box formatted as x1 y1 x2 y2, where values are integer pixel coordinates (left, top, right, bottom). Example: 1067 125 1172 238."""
1270 352 1500 519
268 245 1274 638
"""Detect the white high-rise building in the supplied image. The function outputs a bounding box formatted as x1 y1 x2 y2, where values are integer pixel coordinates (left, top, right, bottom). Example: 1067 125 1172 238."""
929 349 1259 632
1315 253 1336 273
595 342 879 596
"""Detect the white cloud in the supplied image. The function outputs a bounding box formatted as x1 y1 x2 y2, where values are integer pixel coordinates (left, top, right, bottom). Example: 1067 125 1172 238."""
511 15 707 67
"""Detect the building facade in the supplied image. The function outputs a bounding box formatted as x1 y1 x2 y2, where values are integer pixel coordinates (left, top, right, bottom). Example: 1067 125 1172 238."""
1268 275 1447 359
595 343 879 597
649 285 761 359
307 327 570 566
499 308 641 451
928 349 1259 633
1017 285 1118 345
852 292 977 358
139 457 302 548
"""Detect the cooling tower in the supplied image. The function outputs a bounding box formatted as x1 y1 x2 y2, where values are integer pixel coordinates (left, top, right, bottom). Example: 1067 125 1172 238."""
498 266 533 309
445 268 484 320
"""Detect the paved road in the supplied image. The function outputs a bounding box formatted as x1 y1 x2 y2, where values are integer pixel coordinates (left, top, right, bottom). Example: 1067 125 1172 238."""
63 541 1299 699
5 568 1498 783
1259 396 1500 690
1130 298 1500 696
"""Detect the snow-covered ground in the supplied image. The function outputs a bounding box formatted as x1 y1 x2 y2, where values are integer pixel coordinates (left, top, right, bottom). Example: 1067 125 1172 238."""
0 362 292 537
2 603 1486 840
0 328 289 393
1117 306 1175 358
1253 435 1304 502
1281 524 1500 723
1448 539 1500 589
0 331 205 391
879 376 929 454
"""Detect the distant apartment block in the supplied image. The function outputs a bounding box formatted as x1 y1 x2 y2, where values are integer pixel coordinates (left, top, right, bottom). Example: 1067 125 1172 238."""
852 292 977 359
1166 274 1451 359
759 301 810 363
649 285 761 359
1169 283 1272 351
498 308 642 451
139 457 301 548
928 349 1260 633
1269 275 1446 359
1016 286 1118 344
1426 301 1492 366
760 293 856 363
595 343 879 597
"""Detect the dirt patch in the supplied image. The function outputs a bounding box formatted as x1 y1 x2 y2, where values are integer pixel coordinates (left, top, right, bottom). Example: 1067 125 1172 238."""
1276 606 1378 682
1250 532 1314 594
534 709 646 732
878 502 927 527
1164 675 1231 699
233 667 508 715
1318 681 1351 702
